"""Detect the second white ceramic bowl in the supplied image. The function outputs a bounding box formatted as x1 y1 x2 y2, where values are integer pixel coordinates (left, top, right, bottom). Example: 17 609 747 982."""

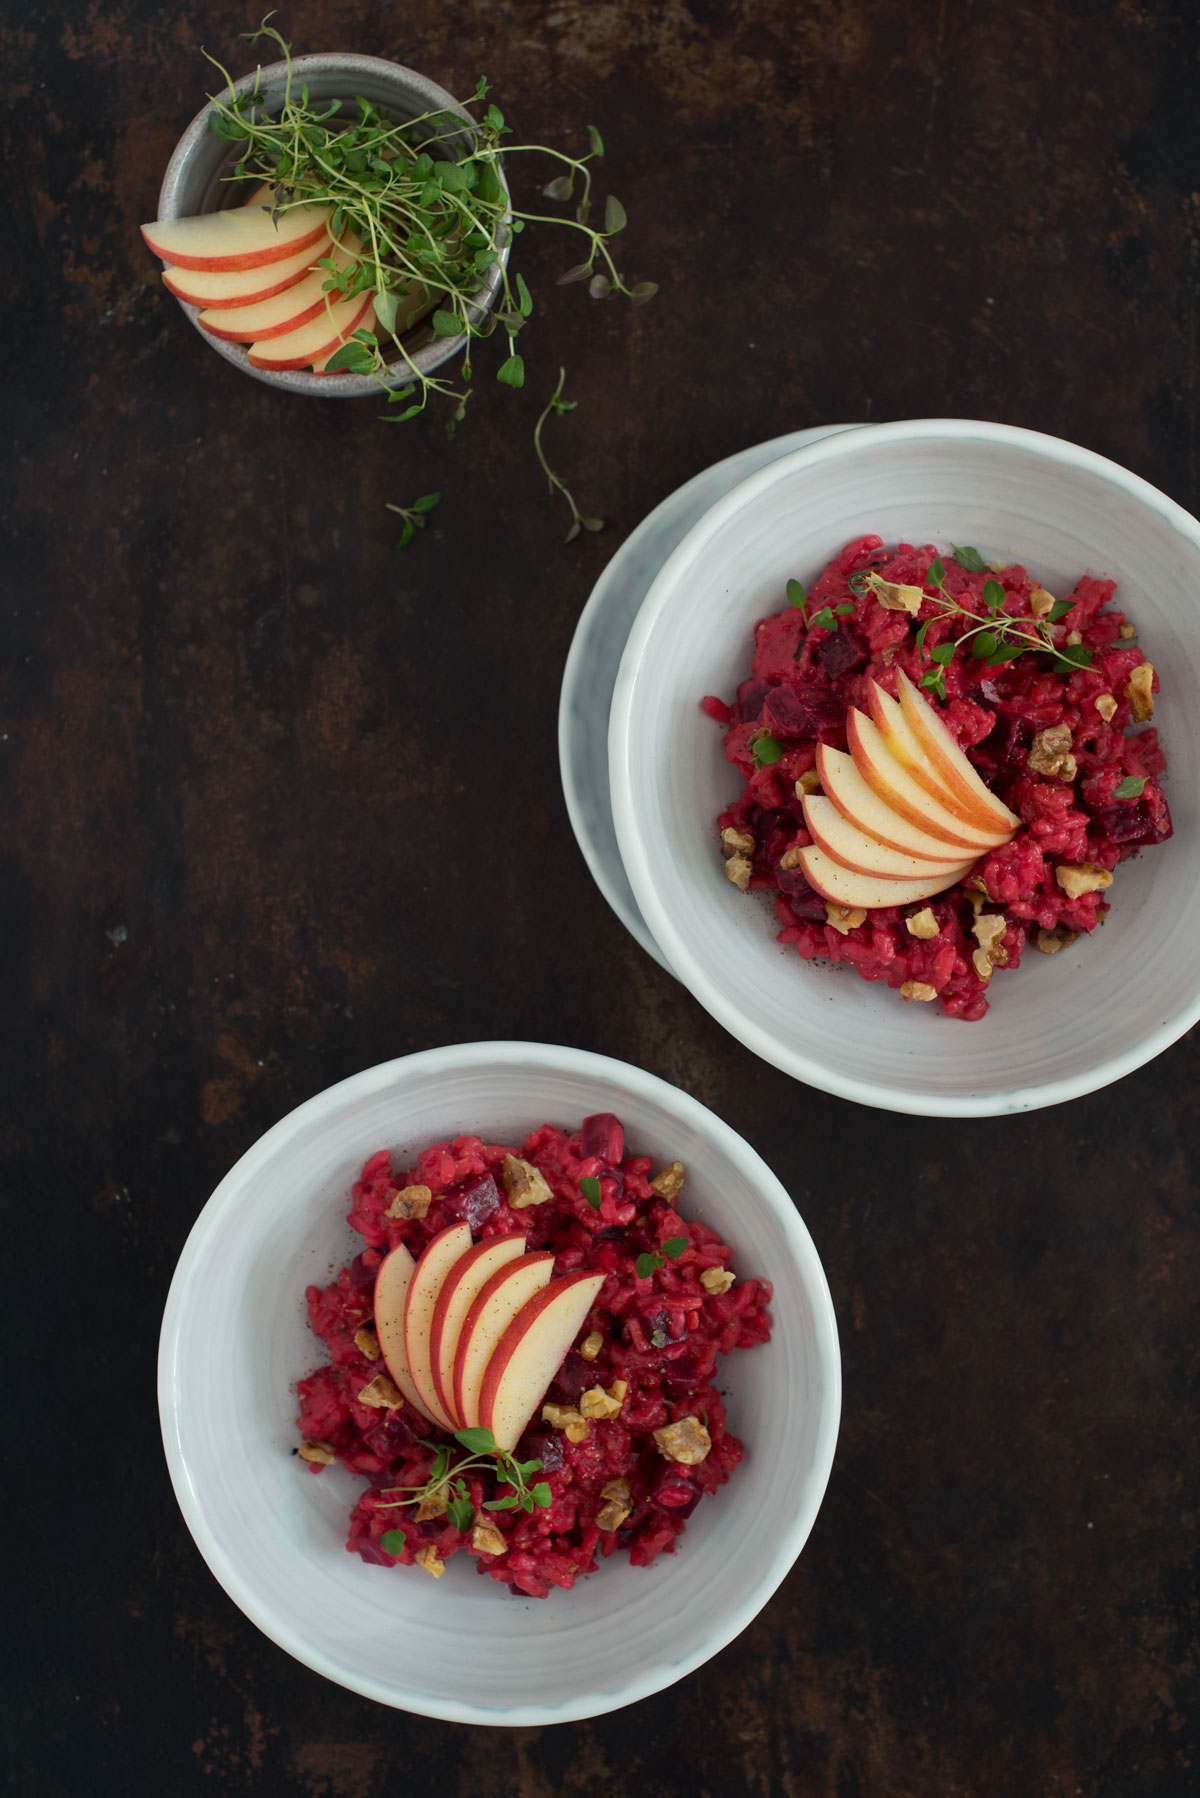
609 419 1200 1116
159 1042 840 1722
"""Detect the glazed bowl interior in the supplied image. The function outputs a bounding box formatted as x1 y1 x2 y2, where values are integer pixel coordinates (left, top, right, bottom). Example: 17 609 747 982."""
609 419 1200 1116
156 54 506 398
158 1043 840 1723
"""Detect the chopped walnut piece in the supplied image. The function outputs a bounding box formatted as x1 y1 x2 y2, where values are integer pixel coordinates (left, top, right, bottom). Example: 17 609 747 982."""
725 852 752 892
1035 926 1079 955
579 1330 604 1362
354 1326 381 1361
1119 622 1137 640
1064 629 1083 647
297 1440 337 1465
972 912 1008 967
778 845 805 870
825 902 867 934
596 1477 634 1532
357 1373 404 1409
1055 862 1113 900
900 980 938 1001
500 1153 552 1209
971 947 994 982
700 1266 736 1296
386 1183 432 1221
1029 585 1057 617
905 907 939 940
1094 694 1118 723
580 1383 625 1421
653 1416 712 1466
863 569 923 616
1027 722 1077 783
650 1161 684 1203
795 769 822 797
541 1403 592 1443
987 560 1010 575
414 1492 448 1522
1126 661 1155 723
721 826 755 856
966 875 988 893
415 1546 445 1579
471 1520 508 1557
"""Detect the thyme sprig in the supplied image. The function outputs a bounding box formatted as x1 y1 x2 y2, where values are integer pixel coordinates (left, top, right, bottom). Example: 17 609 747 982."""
534 369 604 541
385 489 441 548
374 1425 553 1554
202 21 655 435
847 547 1093 702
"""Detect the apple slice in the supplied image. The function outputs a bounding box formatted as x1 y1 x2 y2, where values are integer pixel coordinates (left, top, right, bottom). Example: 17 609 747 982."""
895 670 1021 834
309 300 377 373
162 233 333 309
453 1253 555 1429
373 1242 437 1425
802 795 970 880
797 843 976 908
817 745 983 862
846 710 1013 851
428 1234 528 1425
198 239 363 342
478 1272 607 1455
402 1223 473 1431
247 289 373 371
141 204 330 272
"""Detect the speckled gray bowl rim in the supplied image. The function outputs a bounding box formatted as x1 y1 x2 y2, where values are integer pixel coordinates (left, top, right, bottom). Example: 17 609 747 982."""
155 54 509 398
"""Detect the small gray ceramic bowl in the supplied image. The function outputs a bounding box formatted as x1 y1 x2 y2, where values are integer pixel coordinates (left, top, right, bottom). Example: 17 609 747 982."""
155 53 509 398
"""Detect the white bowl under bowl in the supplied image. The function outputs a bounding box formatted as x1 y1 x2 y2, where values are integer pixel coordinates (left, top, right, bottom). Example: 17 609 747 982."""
609 419 1200 1117
158 1042 840 1723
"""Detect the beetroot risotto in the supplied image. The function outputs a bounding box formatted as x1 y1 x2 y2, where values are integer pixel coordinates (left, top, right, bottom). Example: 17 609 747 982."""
702 537 1171 1020
296 1115 772 1597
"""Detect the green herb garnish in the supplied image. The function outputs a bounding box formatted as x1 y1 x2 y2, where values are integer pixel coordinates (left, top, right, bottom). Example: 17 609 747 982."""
908 558 1095 692
579 1174 602 1209
636 1236 688 1277
385 489 441 548
750 731 785 768
951 543 987 573
380 1528 407 1555
786 579 807 609
373 1426 552 1531
1112 775 1147 799
533 368 604 542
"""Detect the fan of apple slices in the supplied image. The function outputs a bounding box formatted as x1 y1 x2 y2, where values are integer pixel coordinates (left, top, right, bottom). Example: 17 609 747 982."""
141 186 429 375
795 671 1021 908
374 1225 606 1455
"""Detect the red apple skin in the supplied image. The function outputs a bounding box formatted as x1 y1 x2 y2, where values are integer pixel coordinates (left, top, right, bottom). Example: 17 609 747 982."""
372 1242 437 1424
816 745 979 862
452 1253 555 1429
428 1235 527 1425
161 235 333 309
894 670 1021 834
140 206 330 272
402 1223 473 1431
846 710 1010 851
247 292 373 371
477 1272 607 1455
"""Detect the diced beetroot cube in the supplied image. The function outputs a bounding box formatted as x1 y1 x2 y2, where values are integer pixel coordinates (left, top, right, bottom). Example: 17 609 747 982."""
517 1430 566 1475
651 1465 699 1513
737 676 769 722
663 1350 707 1393
441 1172 501 1231
349 1251 380 1294
549 1350 592 1404
361 1412 419 1463
776 865 829 921
816 628 867 679
580 1113 624 1164
762 680 845 739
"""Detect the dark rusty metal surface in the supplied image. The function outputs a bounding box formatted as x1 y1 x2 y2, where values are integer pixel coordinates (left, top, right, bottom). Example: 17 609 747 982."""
3 2 1199 1793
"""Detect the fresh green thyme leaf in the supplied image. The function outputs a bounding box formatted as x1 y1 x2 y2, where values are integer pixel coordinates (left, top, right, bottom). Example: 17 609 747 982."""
971 631 999 659
636 1251 661 1278
410 492 441 516
786 579 807 609
515 271 533 317
629 280 658 305
587 124 605 157
809 606 839 631
497 353 525 388
930 643 955 665
455 1426 497 1454
662 1237 688 1258
921 667 947 700
543 173 573 201
604 194 627 234
447 1494 475 1532
380 1528 407 1556
1113 775 1147 799
982 579 1007 613
529 1482 553 1507
1048 598 1076 622
580 1175 602 1209
1050 644 1094 671
952 544 986 573
914 619 931 659
987 642 1027 666
926 556 946 589
751 731 785 767
834 602 855 616
650 1326 669 1348
484 1493 520 1511
847 571 869 595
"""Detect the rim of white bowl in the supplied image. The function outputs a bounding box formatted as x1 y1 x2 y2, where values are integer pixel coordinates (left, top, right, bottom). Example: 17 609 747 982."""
158 1040 842 1722
609 417 1200 1118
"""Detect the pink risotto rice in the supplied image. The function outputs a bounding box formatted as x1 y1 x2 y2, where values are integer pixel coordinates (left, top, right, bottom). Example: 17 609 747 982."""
296 1115 772 1598
702 536 1171 1020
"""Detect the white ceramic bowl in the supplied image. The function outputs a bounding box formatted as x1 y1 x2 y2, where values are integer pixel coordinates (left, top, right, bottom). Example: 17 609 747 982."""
158 1042 840 1723
609 419 1200 1116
